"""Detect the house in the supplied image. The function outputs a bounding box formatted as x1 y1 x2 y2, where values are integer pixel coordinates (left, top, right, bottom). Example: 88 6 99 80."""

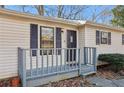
0 8 124 86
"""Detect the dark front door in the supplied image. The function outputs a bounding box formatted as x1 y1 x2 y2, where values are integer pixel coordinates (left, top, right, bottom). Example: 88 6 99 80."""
67 30 77 62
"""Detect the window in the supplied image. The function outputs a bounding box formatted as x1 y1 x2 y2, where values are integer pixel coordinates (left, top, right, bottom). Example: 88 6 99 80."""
40 26 54 55
101 32 108 44
96 30 111 45
122 34 124 45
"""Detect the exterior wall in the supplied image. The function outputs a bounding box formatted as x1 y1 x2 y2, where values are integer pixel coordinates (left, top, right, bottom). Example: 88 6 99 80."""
84 25 124 56
0 15 79 79
78 26 85 48
0 17 30 79
78 26 85 64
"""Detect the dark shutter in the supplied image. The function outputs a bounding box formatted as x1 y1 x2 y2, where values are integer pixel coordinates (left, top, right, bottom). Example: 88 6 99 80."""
56 27 62 54
96 30 100 45
67 30 71 48
30 24 38 56
122 34 124 45
108 32 111 45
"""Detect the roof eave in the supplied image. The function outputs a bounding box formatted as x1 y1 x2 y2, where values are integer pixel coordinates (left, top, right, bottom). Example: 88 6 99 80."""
0 8 79 26
82 21 124 32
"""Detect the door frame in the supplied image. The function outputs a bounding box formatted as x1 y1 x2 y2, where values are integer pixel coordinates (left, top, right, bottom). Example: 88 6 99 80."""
66 30 77 62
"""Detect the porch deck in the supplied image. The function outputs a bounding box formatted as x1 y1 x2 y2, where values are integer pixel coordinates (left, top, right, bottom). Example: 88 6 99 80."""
18 47 97 87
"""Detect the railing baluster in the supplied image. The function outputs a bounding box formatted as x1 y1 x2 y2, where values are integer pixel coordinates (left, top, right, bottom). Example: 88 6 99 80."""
42 50 44 75
60 49 62 71
36 49 38 76
22 49 26 87
40 50 42 75
89 48 91 64
72 49 74 69
56 49 59 72
76 48 78 69
74 49 76 69
52 49 54 73
47 49 49 73
91 48 93 65
68 49 70 70
30 49 32 77
75 49 77 69
64 49 66 71
79 49 81 71
93 48 97 71
86 48 88 64
84 47 86 64
56 49 58 72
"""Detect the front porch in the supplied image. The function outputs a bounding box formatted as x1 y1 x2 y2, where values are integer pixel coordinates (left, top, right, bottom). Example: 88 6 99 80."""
18 47 97 87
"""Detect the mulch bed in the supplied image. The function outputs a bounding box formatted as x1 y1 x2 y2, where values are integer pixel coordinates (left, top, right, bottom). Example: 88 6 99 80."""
0 78 11 87
96 66 121 80
42 77 93 87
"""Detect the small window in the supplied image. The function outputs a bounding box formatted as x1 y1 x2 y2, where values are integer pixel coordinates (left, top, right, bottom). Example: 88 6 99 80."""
101 32 108 44
40 26 54 55
122 34 124 45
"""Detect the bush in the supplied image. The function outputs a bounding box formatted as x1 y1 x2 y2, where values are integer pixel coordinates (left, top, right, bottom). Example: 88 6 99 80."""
98 54 124 72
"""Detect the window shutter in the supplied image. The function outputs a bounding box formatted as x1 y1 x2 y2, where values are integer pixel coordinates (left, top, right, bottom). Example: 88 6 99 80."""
30 24 38 56
96 30 100 45
56 27 62 55
122 34 124 45
108 32 111 45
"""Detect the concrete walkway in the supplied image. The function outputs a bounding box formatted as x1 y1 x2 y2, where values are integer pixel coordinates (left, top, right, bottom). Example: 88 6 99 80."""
87 77 124 87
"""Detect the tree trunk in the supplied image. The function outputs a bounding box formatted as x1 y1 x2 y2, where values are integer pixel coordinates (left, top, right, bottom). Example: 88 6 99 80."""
35 5 44 16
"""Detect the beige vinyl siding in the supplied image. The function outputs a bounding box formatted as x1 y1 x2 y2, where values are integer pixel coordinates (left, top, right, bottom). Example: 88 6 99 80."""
78 27 85 48
84 25 124 56
78 27 85 64
0 17 30 79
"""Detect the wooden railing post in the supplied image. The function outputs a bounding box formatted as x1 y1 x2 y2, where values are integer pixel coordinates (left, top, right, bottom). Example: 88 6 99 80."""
93 48 97 71
78 48 81 75
18 48 22 81
22 49 26 87
84 47 86 65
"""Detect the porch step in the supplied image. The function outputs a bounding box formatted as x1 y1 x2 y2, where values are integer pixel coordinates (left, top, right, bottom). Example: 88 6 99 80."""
80 64 96 76
80 71 96 76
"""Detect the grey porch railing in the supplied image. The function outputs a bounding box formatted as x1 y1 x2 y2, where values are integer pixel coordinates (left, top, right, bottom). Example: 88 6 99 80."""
18 47 96 87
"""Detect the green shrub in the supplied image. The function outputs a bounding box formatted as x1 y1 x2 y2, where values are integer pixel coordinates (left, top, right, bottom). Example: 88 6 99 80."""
98 54 124 72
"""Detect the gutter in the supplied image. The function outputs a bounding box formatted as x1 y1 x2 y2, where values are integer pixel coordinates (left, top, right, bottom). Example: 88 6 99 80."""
79 21 124 32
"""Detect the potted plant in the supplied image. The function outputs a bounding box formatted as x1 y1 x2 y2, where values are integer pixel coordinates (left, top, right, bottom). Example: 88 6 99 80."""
11 77 20 87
